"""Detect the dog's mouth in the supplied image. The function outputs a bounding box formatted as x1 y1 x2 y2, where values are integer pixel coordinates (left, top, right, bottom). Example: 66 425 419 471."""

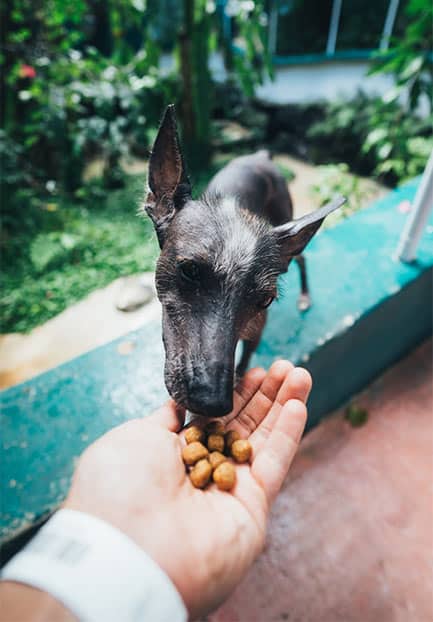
169 387 234 419
164 363 235 418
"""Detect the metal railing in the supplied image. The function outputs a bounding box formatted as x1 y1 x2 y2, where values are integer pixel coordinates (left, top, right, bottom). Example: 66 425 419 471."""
396 151 433 263
266 0 400 61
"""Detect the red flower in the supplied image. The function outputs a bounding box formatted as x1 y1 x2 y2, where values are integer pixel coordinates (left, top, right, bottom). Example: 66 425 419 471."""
19 64 36 79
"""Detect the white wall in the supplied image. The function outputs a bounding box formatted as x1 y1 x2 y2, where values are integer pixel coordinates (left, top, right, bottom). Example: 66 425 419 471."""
254 61 394 104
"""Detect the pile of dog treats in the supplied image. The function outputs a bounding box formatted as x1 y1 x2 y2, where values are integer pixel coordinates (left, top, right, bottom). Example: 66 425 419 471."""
182 420 252 491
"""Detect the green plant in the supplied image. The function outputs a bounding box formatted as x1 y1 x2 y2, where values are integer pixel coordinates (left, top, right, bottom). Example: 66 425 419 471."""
369 0 432 114
362 0 433 182
310 163 376 225
29 232 84 273
305 0 432 186
345 404 369 428
306 93 377 174
0 174 160 333
362 106 433 182
230 1 273 98
176 0 271 171
307 93 432 185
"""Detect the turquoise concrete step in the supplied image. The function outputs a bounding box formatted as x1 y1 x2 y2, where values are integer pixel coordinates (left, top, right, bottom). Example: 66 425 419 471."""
1 178 432 549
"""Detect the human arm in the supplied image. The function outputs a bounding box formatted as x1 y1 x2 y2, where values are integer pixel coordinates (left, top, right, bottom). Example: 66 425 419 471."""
1 361 311 621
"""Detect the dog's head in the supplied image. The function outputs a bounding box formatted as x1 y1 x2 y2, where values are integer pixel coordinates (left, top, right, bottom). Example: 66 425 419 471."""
145 106 343 416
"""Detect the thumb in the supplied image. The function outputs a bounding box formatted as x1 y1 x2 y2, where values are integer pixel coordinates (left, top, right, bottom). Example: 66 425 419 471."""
148 399 186 432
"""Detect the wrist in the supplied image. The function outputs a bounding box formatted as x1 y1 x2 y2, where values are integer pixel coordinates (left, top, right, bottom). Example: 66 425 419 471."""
0 582 76 622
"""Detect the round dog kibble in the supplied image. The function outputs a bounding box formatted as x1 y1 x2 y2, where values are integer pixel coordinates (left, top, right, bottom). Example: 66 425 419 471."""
189 459 212 489
182 441 209 466
225 429 240 451
205 420 225 436
184 425 205 445
207 433 225 453
213 462 236 491
230 439 252 463
209 451 227 470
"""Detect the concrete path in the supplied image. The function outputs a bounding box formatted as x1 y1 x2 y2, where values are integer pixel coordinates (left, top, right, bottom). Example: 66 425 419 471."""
0 274 160 389
209 339 433 622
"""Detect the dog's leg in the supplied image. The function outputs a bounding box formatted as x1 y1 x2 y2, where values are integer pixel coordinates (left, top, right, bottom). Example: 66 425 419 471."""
236 339 259 378
295 254 311 312
236 312 267 377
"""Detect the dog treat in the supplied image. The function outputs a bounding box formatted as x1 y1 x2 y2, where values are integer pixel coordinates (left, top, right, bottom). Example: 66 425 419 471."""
230 439 252 463
182 441 209 466
207 433 225 453
213 462 236 491
205 420 225 436
184 425 205 445
209 451 227 470
181 422 252 492
225 429 240 451
189 459 212 489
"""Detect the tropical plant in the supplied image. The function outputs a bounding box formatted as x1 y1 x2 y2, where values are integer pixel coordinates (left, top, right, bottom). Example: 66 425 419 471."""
369 0 432 114
309 163 377 225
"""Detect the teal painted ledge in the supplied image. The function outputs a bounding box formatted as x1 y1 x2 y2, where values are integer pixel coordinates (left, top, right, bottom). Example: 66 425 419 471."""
1 178 432 549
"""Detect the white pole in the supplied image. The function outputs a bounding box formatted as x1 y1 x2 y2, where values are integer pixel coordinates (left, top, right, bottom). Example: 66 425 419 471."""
326 0 342 56
396 150 433 262
380 0 400 51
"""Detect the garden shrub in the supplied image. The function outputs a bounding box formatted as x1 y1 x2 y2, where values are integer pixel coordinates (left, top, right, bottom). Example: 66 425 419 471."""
307 93 433 185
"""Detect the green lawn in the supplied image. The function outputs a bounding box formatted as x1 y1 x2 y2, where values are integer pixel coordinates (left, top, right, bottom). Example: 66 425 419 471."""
1 175 158 334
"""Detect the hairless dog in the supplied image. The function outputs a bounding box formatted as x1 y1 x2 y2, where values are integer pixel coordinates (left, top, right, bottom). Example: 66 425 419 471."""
144 105 344 417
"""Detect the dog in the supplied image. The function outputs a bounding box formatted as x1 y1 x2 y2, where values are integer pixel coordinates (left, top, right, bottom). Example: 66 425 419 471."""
144 105 344 417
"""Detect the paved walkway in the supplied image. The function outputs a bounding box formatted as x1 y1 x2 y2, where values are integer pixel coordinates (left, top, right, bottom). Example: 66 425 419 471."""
210 339 433 622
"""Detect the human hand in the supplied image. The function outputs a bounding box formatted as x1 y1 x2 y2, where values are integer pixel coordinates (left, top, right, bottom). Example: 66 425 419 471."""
65 361 311 620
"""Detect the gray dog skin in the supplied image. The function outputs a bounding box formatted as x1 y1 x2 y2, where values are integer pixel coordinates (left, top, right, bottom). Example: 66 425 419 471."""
144 105 344 417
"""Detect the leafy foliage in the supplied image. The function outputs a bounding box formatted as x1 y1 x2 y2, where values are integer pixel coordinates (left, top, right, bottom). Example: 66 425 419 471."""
1 175 159 333
360 0 433 182
231 2 273 98
369 0 432 113
309 163 377 227
345 404 369 428
302 0 432 185
362 104 433 182
307 93 432 185
1 0 270 213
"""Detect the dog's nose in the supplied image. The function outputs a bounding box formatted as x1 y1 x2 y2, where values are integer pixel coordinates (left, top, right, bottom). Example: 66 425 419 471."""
186 366 233 417
188 393 233 418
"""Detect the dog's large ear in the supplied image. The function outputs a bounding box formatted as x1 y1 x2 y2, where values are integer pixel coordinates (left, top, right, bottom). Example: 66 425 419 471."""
275 195 345 262
145 105 191 247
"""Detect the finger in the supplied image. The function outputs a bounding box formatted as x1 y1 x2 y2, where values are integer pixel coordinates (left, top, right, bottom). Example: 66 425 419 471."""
180 367 267 435
148 399 186 432
251 398 307 505
249 366 312 453
227 360 294 436
230 367 267 417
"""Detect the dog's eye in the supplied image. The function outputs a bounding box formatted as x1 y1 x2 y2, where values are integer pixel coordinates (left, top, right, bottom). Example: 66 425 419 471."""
258 295 274 309
179 261 200 283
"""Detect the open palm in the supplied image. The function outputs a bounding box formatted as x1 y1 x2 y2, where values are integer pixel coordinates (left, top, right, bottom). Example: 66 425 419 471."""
66 361 311 620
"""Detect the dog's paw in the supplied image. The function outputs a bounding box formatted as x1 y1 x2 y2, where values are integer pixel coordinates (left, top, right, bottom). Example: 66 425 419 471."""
297 293 311 312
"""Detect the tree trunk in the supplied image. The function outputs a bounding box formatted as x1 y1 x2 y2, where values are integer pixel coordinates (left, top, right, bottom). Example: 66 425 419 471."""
178 0 212 172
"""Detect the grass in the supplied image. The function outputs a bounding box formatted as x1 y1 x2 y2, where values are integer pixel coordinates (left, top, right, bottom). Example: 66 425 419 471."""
1 175 158 334
1 156 295 334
